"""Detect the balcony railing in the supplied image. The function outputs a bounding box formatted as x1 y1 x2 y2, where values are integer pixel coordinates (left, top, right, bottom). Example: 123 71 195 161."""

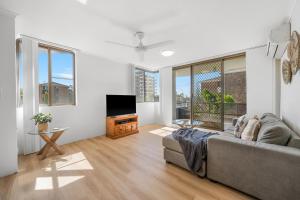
176 102 246 120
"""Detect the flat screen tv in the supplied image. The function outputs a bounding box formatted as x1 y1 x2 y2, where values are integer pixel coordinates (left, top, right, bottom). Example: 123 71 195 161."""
106 95 136 116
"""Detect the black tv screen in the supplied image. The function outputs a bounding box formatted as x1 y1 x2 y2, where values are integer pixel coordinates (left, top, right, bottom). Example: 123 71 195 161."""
106 95 136 116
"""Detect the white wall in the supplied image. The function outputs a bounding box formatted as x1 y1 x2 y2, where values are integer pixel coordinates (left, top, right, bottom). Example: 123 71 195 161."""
40 53 161 144
159 67 173 126
136 102 160 126
40 52 132 145
0 10 18 177
281 0 300 135
246 47 279 117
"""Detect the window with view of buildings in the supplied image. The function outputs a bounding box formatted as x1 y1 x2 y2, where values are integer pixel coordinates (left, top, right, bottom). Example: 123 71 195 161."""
134 68 159 103
38 45 75 106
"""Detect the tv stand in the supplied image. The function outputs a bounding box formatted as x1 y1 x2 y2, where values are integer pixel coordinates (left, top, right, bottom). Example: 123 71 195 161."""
106 114 139 139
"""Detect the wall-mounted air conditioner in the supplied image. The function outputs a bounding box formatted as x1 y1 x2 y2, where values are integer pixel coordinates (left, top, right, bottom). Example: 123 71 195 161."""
266 22 291 58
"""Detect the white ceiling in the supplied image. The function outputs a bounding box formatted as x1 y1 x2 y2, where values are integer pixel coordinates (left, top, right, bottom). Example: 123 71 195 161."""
0 0 295 69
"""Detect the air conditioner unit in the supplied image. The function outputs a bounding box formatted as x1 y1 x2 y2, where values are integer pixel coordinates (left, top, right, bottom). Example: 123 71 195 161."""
266 22 291 58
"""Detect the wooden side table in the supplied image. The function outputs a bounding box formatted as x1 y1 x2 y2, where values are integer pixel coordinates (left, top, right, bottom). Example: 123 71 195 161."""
27 127 68 160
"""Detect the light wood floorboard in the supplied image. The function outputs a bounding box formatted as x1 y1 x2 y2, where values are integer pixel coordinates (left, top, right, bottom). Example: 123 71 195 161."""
0 125 253 200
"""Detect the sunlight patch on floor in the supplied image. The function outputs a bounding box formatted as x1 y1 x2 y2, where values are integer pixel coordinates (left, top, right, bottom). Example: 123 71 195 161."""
149 126 177 137
58 176 84 188
35 176 85 190
55 152 93 171
35 177 53 190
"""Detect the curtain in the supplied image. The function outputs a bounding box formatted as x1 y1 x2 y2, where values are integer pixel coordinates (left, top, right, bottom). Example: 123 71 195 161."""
18 37 41 155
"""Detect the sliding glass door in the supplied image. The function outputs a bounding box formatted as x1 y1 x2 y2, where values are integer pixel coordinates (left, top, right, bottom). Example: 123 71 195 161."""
223 56 247 129
192 60 223 130
174 67 191 120
173 54 246 130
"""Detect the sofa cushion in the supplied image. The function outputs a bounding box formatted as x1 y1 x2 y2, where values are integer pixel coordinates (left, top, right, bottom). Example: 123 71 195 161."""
162 134 183 153
260 113 281 123
288 132 300 149
241 116 260 141
233 115 247 138
257 113 291 145
163 130 233 153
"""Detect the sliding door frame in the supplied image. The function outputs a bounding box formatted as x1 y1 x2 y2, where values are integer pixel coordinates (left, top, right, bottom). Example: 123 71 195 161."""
173 52 245 130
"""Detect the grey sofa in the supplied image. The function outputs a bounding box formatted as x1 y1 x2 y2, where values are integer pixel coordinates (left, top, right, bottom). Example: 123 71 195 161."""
163 113 300 200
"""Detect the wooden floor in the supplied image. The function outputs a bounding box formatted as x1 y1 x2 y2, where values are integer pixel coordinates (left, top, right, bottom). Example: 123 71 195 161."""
0 125 252 200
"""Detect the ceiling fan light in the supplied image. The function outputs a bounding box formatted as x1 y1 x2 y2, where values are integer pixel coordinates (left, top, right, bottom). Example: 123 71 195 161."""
77 0 88 5
161 50 174 57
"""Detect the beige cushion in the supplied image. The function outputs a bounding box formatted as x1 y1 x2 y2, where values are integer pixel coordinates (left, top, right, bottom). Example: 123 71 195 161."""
241 116 261 141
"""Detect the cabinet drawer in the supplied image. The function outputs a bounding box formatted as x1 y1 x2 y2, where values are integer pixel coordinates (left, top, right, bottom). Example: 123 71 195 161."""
131 123 137 131
125 124 132 132
114 125 123 133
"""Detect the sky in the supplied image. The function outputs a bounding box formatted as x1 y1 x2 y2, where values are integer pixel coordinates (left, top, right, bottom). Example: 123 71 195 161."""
39 48 74 86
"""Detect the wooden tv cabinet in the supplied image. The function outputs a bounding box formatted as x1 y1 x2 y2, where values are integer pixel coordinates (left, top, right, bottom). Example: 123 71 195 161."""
106 115 139 139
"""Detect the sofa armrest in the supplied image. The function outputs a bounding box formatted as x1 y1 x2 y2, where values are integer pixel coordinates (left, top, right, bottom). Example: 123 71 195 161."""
207 135 300 200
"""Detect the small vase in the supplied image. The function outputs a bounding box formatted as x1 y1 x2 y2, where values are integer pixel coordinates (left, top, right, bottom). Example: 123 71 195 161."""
38 123 48 133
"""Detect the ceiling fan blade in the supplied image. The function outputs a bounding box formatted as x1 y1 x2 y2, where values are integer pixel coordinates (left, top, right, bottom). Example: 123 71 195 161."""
145 40 175 49
105 41 136 48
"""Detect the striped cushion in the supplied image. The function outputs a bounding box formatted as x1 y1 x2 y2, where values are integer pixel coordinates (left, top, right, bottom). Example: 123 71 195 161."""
234 115 247 138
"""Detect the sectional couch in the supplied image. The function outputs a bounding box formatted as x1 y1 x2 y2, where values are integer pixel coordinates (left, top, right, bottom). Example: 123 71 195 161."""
162 113 300 200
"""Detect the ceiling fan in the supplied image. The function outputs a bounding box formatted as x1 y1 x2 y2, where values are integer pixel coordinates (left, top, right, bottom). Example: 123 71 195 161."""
105 32 174 61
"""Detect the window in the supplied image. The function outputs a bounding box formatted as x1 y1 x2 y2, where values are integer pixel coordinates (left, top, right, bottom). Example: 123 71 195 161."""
134 68 159 103
38 44 75 106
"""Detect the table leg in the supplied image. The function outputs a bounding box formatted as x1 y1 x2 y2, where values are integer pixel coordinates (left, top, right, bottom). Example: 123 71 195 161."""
39 131 64 159
37 144 47 155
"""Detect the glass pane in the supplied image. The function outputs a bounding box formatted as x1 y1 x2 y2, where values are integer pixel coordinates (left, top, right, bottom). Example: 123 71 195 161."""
153 72 159 102
175 67 191 120
17 40 23 106
224 55 247 129
51 78 74 105
192 61 223 130
51 49 74 105
38 47 49 105
145 71 156 102
135 69 145 103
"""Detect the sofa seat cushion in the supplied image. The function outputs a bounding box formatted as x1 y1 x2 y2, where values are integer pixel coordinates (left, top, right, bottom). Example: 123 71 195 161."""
257 113 292 146
162 130 234 153
162 134 183 153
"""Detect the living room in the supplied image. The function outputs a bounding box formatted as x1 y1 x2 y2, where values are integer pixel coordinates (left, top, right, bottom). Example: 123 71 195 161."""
0 0 299 200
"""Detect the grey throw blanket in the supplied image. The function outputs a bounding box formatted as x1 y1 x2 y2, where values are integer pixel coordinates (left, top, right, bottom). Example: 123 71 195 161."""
172 128 218 173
